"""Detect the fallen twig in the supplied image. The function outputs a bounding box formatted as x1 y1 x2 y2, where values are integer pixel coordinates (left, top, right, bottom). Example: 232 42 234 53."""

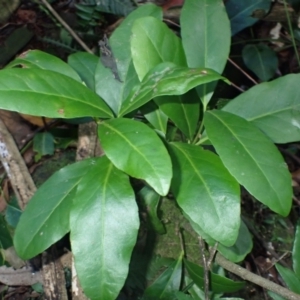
215 252 300 300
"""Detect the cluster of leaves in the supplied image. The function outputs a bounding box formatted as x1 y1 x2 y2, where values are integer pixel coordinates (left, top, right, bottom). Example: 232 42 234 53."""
75 0 136 28
0 0 298 299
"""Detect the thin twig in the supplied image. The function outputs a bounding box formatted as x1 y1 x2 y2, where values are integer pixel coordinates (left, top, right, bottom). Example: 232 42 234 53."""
293 196 300 206
163 18 180 28
228 57 259 85
230 81 245 92
242 216 289 268
198 237 209 300
215 252 300 300
178 227 185 254
266 251 289 271
38 0 93 54
207 242 218 269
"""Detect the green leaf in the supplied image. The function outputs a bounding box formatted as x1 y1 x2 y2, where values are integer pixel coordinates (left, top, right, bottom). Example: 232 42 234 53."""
181 0 231 106
98 118 172 196
5 200 22 228
33 132 54 156
95 59 123 115
0 27 33 67
155 89 199 139
141 101 168 135
120 62 226 117
13 159 92 259
242 44 278 81
293 222 300 278
131 16 186 81
68 52 99 91
268 291 286 300
6 50 82 82
144 253 183 299
70 156 139 300
204 110 292 216
138 186 165 234
174 291 193 300
222 74 300 143
275 264 300 293
185 259 245 293
226 0 272 36
169 143 240 246
217 220 253 262
110 3 162 82
122 60 141 101
0 215 13 249
0 68 113 119
93 0 136 16
96 6 162 114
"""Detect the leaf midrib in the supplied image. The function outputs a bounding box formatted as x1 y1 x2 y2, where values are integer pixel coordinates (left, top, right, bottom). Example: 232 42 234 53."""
103 121 163 192
209 111 280 202
172 143 219 218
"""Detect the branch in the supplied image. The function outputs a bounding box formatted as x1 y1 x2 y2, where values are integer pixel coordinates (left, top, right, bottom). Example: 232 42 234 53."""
215 253 300 300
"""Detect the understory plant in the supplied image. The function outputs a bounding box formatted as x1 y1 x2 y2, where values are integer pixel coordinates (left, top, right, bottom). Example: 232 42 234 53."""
0 0 298 299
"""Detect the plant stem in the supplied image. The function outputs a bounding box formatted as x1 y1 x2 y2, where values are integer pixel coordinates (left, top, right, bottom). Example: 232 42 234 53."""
228 58 259 85
231 81 245 92
215 253 300 300
199 237 209 300
231 38 289 45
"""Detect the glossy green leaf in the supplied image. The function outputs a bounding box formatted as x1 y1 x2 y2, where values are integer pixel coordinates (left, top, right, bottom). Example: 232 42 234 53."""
275 264 300 293
131 16 186 81
68 52 99 90
141 101 168 135
226 0 272 36
122 60 141 101
155 89 199 139
110 4 162 82
6 50 81 82
185 259 245 293
70 156 139 300
96 4 161 115
138 186 165 234
293 222 300 278
217 220 252 262
204 110 292 216
95 59 123 115
169 142 240 247
13 159 92 259
98 118 172 196
242 44 278 81
33 132 54 156
222 74 300 143
120 62 226 117
144 253 183 299
0 68 113 119
181 0 231 106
